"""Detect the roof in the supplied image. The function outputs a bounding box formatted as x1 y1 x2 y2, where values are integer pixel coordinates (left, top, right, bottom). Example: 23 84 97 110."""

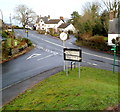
45 19 61 24
36 16 49 23
108 18 120 34
58 23 71 28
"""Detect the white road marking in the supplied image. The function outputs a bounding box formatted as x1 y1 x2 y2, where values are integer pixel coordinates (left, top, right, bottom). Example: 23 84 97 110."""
37 38 119 62
92 63 97 66
37 54 53 61
83 52 120 62
37 45 58 55
69 42 72 45
87 62 92 64
42 39 64 48
26 53 41 60
26 33 119 63
45 40 120 62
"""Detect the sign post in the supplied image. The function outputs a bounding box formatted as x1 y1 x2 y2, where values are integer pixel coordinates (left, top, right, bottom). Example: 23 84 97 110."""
64 48 82 78
78 62 80 78
60 32 67 73
111 45 116 73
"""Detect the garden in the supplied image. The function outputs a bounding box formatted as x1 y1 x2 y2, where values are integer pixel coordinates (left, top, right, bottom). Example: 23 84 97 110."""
0 30 33 63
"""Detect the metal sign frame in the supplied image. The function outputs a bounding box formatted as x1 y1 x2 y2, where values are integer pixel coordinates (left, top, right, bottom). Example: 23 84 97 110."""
64 48 82 62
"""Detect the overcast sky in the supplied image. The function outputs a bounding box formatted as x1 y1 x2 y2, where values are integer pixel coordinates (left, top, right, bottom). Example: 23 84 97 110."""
0 0 105 25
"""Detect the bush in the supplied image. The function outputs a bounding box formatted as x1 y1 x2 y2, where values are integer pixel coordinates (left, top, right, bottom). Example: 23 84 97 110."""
37 30 46 34
21 38 32 47
88 35 105 43
2 31 8 38
49 28 54 35
80 32 92 40
27 39 32 46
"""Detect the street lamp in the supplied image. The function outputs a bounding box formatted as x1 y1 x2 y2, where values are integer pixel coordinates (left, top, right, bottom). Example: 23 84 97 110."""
9 13 13 32
0 9 3 38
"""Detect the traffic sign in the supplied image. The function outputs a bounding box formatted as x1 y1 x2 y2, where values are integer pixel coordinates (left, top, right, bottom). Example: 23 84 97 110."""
60 32 67 41
64 48 82 62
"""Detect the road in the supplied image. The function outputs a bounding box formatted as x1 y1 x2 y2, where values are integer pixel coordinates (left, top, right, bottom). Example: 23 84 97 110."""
1 29 120 105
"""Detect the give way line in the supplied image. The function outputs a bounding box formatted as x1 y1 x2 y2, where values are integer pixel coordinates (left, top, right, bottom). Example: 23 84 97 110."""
38 38 120 62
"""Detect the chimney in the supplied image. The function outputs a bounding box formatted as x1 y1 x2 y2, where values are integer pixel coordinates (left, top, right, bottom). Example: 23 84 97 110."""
48 15 50 19
109 10 115 20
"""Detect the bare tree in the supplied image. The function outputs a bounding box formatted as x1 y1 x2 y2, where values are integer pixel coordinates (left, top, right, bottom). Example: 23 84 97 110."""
102 0 120 18
13 4 37 27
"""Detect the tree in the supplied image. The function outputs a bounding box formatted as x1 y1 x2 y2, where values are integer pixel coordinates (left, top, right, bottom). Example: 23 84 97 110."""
100 10 109 36
79 2 101 35
71 11 80 19
13 4 36 28
102 0 120 18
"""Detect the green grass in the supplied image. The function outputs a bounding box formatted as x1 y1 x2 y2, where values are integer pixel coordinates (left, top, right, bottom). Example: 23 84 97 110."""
104 37 108 41
2 67 119 110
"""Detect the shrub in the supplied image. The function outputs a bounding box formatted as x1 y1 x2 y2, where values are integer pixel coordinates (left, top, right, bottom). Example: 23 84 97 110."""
21 38 32 47
27 39 32 46
88 35 105 43
49 28 54 35
37 30 46 34
2 31 8 38
80 32 92 40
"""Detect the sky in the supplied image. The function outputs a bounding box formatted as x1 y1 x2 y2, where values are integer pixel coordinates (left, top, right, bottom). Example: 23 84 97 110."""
0 0 104 25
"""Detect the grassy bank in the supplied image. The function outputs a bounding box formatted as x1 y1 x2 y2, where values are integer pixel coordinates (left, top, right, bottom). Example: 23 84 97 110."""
2 67 119 110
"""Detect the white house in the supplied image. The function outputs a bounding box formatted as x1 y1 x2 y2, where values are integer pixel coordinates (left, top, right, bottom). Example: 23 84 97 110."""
35 16 76 34
45 19 64 32
35 15 50 31
108 11 120 46
58 23 76 33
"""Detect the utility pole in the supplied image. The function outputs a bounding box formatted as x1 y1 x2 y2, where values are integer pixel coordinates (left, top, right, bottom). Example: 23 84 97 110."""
26 12 28 38
10 13 11 26
10 13 13 32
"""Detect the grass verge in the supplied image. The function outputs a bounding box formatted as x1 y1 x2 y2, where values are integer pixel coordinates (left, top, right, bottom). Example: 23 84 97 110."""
2 67 119 110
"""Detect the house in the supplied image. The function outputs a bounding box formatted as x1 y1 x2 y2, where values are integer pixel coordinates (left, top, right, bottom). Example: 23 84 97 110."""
45 19 64 33
108 10 120 45
58 23 76 34
35 15 76 34
35 15 50 31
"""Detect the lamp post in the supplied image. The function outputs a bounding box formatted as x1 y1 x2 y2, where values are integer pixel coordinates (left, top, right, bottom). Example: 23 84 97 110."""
0 9 3 38
9 13 13 32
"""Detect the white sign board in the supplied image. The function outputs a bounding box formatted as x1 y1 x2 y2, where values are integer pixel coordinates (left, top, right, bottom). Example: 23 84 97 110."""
64 48 82 62
108 34 120 46
108 18 120 46
60 32 67 41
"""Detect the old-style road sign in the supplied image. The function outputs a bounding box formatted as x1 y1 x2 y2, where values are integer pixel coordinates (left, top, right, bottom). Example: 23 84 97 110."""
64 48 82 62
